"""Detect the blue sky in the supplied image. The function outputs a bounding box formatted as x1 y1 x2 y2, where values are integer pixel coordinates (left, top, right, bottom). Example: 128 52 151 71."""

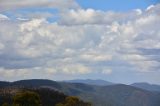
0 0 160 84
76 0 157 11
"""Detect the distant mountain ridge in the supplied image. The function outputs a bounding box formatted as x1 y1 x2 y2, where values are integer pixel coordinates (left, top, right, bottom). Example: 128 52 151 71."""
0 79 160 106
65 79 160 92
0 81 10 88
131 82 160 92
64 79 114 86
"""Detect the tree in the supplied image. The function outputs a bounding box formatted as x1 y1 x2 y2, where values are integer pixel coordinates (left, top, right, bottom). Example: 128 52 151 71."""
13 91 41 106
56 96 92 106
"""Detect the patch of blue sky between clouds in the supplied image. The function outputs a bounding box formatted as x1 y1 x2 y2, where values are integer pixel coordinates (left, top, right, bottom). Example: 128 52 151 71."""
76 0 159 11
2 7 59 22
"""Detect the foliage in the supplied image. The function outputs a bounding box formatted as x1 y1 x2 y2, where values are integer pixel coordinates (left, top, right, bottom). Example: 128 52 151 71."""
32 88 66 106
0 88 91 106
13 91 41 106
56 96 92 106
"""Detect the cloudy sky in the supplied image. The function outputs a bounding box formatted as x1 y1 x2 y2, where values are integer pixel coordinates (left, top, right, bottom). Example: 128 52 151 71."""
0 0 160 84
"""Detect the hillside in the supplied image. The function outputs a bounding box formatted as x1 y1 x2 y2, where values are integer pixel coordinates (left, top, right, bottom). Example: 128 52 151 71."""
131 82 160 92
84 84 160 106
0 87 91 106
0 81 10 88
64 79 113 86
0 79 160 106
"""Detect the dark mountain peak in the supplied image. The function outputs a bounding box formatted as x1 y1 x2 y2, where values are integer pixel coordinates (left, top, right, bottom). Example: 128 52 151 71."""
132 82 151 85
65 79 113 86
8 79 61 89
13 79 55 83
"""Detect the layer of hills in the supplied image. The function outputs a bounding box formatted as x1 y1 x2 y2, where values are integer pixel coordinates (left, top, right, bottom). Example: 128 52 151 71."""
0 87 91 106
0 79 160 106
64 79 113 86
131 82 160 92
66 79 160 92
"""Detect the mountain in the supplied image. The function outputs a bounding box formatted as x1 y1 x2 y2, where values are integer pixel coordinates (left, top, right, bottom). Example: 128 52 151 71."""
0 87 91 106
0 79 160 106
131 82 160 92
64 79 113 86
0 81 10 88
83 84 160 106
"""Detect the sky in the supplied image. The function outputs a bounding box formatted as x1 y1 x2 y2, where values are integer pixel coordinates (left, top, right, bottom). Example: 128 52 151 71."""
0 0 160 84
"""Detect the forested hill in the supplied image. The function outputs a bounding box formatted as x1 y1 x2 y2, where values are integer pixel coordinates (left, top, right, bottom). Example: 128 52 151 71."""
0 79 160 106
0 87 91 106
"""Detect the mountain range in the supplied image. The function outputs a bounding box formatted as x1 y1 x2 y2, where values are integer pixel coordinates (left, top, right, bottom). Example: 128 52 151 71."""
64 79 114 86
0 79 160 106
65 79 160 92
131 82 160 92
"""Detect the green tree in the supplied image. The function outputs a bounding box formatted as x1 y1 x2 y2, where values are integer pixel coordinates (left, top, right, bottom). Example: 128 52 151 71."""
13 91 41 106
56 96 92 106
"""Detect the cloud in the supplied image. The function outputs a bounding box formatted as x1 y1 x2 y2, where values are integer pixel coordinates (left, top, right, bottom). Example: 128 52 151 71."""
0 3 160 80
59 8 142 25
81 54 112 62
60 64 91 75
122 54 159 72
0 68 29 78
101 69 112 75
0 14 10 20
0 0 80 12
146 5 155 11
